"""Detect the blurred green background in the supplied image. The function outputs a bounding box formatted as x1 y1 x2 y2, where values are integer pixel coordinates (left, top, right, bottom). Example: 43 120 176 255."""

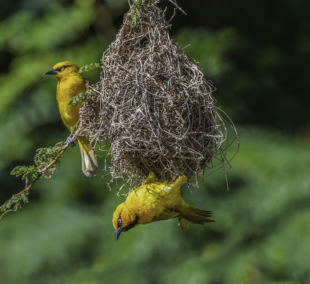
0 0 309 283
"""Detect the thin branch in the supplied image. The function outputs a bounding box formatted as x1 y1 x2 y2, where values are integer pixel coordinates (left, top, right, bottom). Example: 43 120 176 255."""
0 205 19 220
0 141 72 218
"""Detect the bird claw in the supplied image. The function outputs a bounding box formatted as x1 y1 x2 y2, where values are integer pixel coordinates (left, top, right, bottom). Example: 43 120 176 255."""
66 133 76 147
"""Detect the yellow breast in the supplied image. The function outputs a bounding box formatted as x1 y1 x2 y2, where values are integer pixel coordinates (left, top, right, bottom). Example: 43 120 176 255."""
56 74 86 132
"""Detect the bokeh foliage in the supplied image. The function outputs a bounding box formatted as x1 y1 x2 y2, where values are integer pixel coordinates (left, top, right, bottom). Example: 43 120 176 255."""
0 0 309 283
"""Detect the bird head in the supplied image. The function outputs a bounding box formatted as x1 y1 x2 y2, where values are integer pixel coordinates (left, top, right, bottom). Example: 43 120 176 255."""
112 202 139 241
44 61 80 81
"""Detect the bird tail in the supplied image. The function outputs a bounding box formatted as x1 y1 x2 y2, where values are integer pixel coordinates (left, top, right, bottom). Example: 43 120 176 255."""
78 136 98 177
180 205 214 225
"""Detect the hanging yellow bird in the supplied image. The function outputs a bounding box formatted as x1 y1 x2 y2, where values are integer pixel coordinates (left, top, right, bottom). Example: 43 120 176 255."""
45 61 97 177
112 172 214 240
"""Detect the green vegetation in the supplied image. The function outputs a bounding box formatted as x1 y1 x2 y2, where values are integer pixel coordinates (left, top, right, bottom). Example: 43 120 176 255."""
0 192 28 213
126 0 144 23
1 143 67 215
11 144 65 179
68 93 89 106
0 0 309 283
78 62 102 74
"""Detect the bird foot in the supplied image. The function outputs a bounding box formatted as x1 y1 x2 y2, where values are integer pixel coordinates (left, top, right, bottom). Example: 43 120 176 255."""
66 133 76 148
142 172 156 184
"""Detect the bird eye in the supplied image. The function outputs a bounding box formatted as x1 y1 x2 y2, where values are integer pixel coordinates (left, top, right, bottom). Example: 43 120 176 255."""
117 218 122 228
56 66 66 72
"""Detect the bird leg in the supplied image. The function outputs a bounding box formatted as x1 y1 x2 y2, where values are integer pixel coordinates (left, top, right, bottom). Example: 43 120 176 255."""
142 172 156 184
177 186 189 230
178 217 189 231
66 132 76 147
164 175 187 192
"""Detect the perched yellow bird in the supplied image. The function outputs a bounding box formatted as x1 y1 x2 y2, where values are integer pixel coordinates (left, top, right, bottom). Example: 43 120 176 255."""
45 61 98 177
113 172 214 240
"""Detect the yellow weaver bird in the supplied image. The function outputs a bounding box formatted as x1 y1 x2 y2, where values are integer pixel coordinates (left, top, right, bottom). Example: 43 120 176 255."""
45 61 98 177
113 172 214 240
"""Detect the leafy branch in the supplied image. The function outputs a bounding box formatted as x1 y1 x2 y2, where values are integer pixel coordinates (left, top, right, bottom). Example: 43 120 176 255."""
69 61 102 105
0 59 102 220
78 62 102 74
68 93 88 106
0 133 79 220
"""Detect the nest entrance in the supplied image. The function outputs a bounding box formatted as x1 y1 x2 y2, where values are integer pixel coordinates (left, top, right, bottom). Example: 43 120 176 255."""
79 0 238 190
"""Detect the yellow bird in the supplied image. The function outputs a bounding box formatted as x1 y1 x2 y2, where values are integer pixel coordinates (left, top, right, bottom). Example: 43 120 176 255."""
45 61 98 177
112 172 214 240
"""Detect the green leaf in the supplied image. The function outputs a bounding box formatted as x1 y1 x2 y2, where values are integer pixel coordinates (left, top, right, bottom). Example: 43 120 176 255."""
78 62 102 74
126 0 143 23
6 200 12 210
68 92 89 106
21 193 28 203
133 0 143 9
68 98 75 105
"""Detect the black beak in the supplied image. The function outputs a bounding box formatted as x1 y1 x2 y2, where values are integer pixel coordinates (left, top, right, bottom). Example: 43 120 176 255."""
44 69 58 75
116 227 123 241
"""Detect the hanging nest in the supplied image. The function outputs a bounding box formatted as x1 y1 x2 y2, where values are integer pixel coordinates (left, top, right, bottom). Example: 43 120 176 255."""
79 0 238 190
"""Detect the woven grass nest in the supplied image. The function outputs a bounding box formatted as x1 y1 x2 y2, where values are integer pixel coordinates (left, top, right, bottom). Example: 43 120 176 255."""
79 0 237 190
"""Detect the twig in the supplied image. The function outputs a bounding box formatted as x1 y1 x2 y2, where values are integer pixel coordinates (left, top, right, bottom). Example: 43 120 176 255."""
168 8 177 22
167 0 187 15
0 204 19 220
0 142 72 218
